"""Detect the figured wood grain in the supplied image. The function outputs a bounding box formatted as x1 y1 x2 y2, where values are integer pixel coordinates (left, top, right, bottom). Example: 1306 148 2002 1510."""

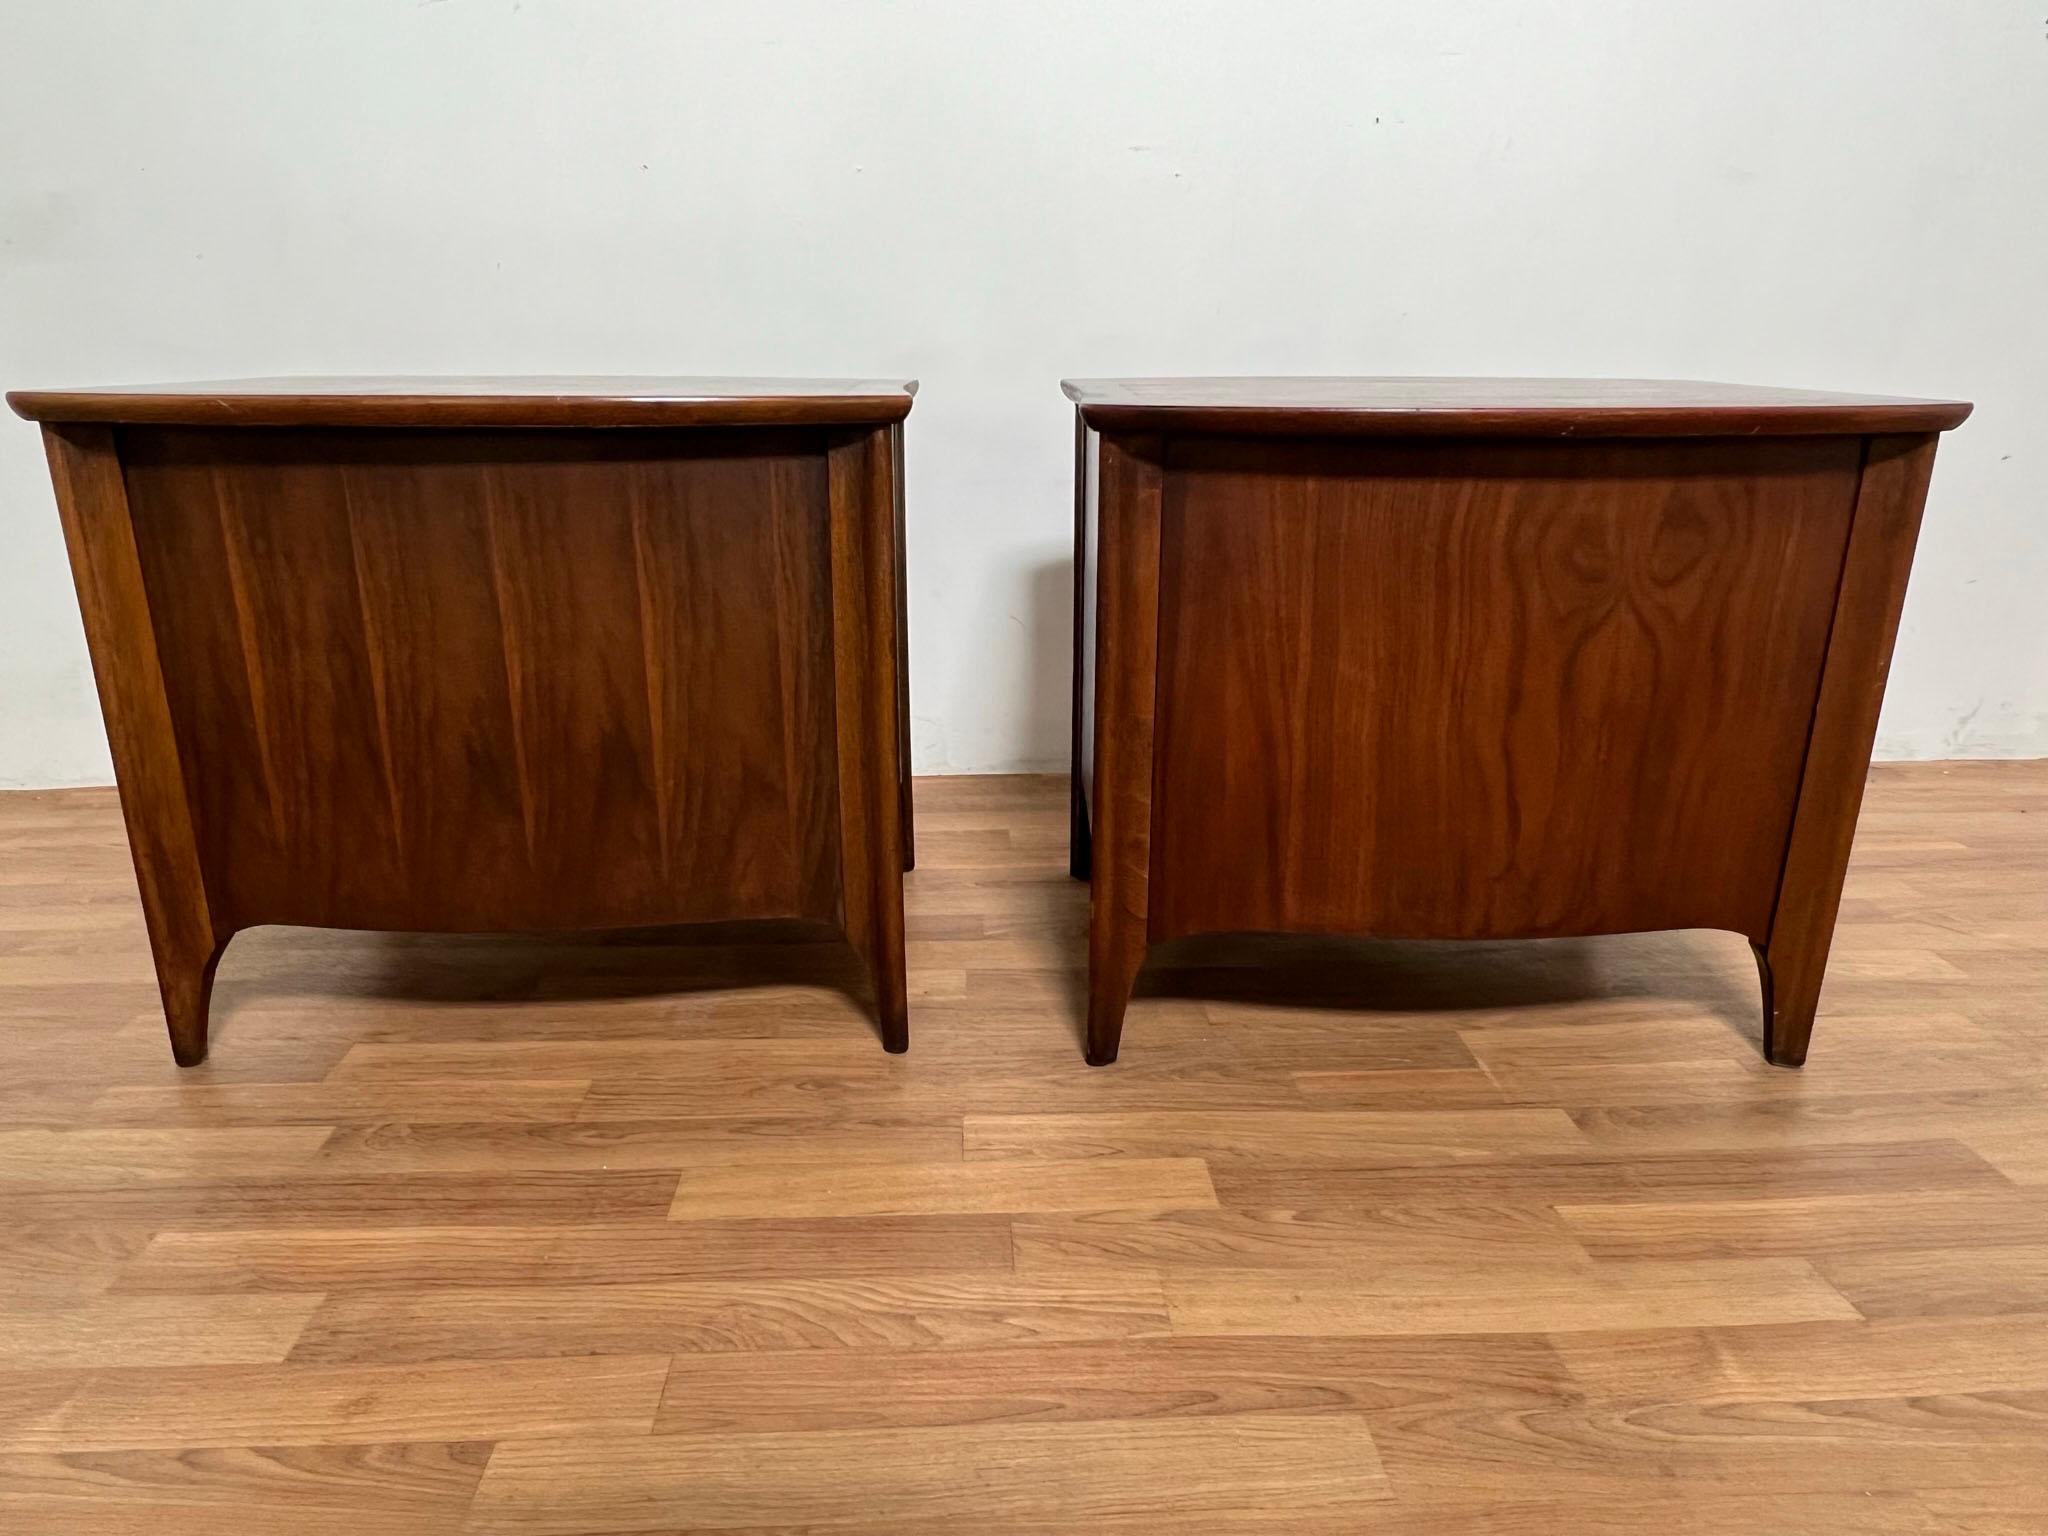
1073 385 1962 1069
120 427 839 935
26 389 912 1066
1149 436 1861 945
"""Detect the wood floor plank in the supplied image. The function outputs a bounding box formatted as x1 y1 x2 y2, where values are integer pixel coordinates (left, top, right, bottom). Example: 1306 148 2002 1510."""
0 1220 153 1302
329 1038 888 1086
0 1440 485 1534
963 1108 1592 1164
668 1156 1218 1220
1818 1243 2048 1319
86 1080 593 1126
0 1169 682 1231
1559 1187 2048 1259
0 1294 321 1368
1967 1130 2048 1185
0 1127 335 1184
1458 1017 1759 1069
117 1215 1015 1292
289 1272 1170 1363
1012 1204 1587 1275
1551 1313 2048 1402
1198 1493 1959 1535
0 763 2044 1531
1568 1086 2048 1153
1166 1259 1857 1337
1211 1137 2005 1209
1289 1067 1515 1109
1364 1395 2048 1499
463 1416 1390 1533
652 1333 1572 1432
0 1355 667 1452
312 1116 962 1174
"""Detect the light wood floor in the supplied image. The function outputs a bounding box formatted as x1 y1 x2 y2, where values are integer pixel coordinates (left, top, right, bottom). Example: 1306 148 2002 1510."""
0 765 2044 1533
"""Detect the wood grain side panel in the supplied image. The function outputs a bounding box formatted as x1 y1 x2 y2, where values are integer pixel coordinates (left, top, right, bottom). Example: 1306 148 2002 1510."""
119 428 835 934
1069 408 1092 879
1764 434 1942 1064
827 427 909 1049
1150 436 1863 945
42 425 223 1063
1085 434 1164 1063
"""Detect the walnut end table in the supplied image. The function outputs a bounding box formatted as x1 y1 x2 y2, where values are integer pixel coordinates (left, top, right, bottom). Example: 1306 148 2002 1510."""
9 377 917 1063
1066 377 1970 1066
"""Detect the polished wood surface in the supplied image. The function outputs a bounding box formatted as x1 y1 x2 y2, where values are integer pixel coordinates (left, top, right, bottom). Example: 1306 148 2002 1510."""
0 766 2044 1531
1074 380 1965 1065
9 377 917 429
1063 375 1972 437
1766 436 1942 1066
24 388 912 1062
1151 436 1860 942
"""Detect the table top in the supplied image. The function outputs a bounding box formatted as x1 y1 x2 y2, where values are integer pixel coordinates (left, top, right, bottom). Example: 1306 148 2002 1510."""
1062 377 1972 437
8 376 918 429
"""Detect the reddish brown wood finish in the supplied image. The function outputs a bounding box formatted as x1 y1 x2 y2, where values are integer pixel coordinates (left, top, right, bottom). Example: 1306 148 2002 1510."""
829 427 911 1053
1063 377 1970 438
1082 435 1163 1066
41 426 224 1066
1763 435 1943 1066
16 381 915 1063
9 376 916 430
1068 379 1968 1067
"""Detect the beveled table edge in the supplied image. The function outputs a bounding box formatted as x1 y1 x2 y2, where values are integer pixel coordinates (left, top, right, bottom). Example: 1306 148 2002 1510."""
9 378 918 429
1061 377 1971 438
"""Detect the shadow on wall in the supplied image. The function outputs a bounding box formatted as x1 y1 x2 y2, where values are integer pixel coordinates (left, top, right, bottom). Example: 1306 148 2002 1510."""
1022 554 1076 775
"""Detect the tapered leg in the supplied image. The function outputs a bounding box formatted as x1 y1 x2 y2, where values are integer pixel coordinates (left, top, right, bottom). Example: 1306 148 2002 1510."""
891 422 915 876
1083 433 1164 1066
156 933 232 1067
1070 408 1092 882
1086 912 1144 1066
44 425 227 1068
829 427 911 1053
1751 943 1811 1068
1763 435 1940 1069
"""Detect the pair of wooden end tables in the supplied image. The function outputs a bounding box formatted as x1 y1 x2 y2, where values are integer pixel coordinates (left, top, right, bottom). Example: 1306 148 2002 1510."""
9 377 1971 1069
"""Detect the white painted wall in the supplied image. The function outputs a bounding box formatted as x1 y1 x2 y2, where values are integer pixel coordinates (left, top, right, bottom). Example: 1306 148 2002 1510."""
2 0 2042 786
